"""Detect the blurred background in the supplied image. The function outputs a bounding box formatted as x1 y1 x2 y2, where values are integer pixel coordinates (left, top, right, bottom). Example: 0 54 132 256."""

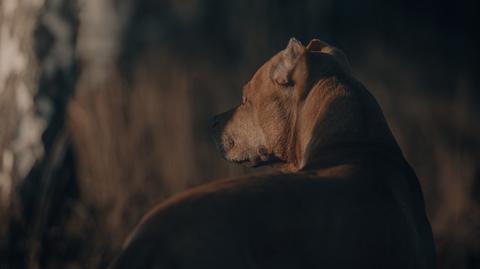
0 0 479 268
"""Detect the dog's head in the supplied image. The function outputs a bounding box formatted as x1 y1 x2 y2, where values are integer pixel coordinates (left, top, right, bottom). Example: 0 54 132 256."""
211 38 396 172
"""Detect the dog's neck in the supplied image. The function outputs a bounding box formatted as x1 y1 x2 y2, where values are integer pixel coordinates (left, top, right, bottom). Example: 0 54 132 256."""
300 142 404 171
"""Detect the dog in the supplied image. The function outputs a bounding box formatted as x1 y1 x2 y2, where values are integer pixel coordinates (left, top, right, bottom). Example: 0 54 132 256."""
109 38 436 269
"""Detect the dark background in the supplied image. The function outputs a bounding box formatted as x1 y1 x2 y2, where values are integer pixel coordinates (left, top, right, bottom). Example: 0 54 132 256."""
0 0 479 268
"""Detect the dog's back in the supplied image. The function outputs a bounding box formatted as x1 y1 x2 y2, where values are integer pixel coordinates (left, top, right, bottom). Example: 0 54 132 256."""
110 153 435 269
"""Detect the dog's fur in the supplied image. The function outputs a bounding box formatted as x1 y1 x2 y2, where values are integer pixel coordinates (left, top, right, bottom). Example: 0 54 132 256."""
109 38 436 269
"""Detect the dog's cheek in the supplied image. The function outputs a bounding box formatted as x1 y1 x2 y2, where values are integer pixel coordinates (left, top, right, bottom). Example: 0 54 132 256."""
258 96 291 148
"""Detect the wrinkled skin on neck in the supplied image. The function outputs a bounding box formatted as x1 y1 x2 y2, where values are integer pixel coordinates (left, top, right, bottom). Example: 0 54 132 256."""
210 38 398 172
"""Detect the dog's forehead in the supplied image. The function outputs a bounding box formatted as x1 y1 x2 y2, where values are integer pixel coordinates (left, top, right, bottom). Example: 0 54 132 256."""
245 66 267 94
251 53 281 83
243 50 284 98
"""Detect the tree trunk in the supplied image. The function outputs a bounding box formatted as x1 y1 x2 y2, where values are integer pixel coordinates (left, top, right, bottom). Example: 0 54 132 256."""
1 0 79 268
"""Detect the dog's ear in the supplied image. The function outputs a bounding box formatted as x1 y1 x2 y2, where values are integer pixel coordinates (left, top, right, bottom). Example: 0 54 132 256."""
306 39 329 52
271 38 306 86
307 39 351 73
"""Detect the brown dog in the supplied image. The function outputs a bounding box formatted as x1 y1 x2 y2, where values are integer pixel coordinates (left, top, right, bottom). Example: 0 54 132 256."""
109 38 436 269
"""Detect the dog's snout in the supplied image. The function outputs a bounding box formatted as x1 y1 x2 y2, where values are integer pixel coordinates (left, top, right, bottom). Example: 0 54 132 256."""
222 136 235 152
210 109 237 157
210 109 235 131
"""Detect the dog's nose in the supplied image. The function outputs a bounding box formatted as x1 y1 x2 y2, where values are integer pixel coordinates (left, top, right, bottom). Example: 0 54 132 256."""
209 115 221 130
